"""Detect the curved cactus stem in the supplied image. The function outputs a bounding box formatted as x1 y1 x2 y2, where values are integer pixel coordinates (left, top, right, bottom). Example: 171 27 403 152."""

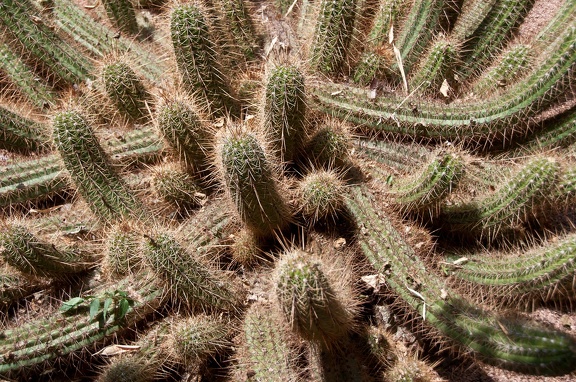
0 105 48 153
345 186 576 374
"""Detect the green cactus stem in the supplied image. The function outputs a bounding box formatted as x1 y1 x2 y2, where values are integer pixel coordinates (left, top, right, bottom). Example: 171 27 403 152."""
458 0 535 81
0 0 90 85
442 157 558 241
103 222 144 278
393 0 446 76
102 0 139 35
218 128 291 237
304 123 351 170
102 61 152 122
170 4 239 117
410 37 459 96
387 151 464 215
151 164 206 212
354 138 431 173
0 275 165 378
311 18 576 145
451 0 496 41
52 110 146 222
447 233 576 310
345 186 576 374
522 108 576 151
217 0 259 61
0 105 48 153
263 65 307 164
352 0 401 85
0 42 56 109
53 0 165 82
156 99 212 178
0 127 163 208
472 44 532 96
169 314 230 364
0 224 94 279
297 170 345 226
242 303 300 382
309 0 357 75
275 250 354 347
143 204 238 312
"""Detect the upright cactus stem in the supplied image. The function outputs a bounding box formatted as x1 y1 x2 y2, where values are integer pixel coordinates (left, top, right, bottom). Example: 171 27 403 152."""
102 0 139 35
157 99 212 178
0 105 49 153
102 61 152 122
170 4 239 117
263 65 307 164
217 128 291 238
309 0 357 75
274 250 354 348
52 110 145 223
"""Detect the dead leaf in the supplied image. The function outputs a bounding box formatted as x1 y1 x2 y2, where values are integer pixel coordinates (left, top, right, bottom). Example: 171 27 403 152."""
94 344 141 357
440 289 448 300
361 273 387 291
439 79 451 98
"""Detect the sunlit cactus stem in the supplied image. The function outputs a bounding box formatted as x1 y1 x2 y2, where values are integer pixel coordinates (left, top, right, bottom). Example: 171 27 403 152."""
170 4 239 117
102 61 152 122
102 0 139 35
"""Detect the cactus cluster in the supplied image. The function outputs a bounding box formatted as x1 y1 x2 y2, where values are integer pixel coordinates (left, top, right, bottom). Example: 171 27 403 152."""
1 0 576 381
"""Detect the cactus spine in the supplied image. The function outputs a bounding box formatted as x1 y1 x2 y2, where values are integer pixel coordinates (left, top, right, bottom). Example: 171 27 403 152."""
101 0 139 35
102 61 152 122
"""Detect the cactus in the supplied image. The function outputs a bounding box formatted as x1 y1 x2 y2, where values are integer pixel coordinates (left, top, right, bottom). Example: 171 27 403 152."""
345 186 576 374
217 128 291 237
0 105 48 153
387 151 464 215
0 223 94 279
241 303 300 382
274 250 355 347
101 61 152 122
52 110 145 222
446 233 576 310
309 0 358 75
0 0 90 85
156 98 212 178
143 204 239 312
442 157 558 241
170 4 238 117
263 65 307 164
1 1 576 380
101 0 139 35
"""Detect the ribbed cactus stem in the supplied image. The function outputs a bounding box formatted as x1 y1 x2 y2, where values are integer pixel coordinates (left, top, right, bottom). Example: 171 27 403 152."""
157 99 211 177
442 157 558 241
170 4 238 117
388 151 464 214
151 164 205 211
52 110 145 222
218 128 290 237
275 250 353 347
0 0 90 85
143 205 238 311
297 170 345 225
0 105 48 153
447 233 576 309
0 224 94 279
242 303 300 382
0 276 164 377
345 186 576 373
218 0 259 60
102 0 139 35
309 0 357 75
472 44 532 96
352 0 400 85
0 42 56 108
102 61 152 122
410 37 459 96
169 314 230 364
263 65 307 164
304 124 351 169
